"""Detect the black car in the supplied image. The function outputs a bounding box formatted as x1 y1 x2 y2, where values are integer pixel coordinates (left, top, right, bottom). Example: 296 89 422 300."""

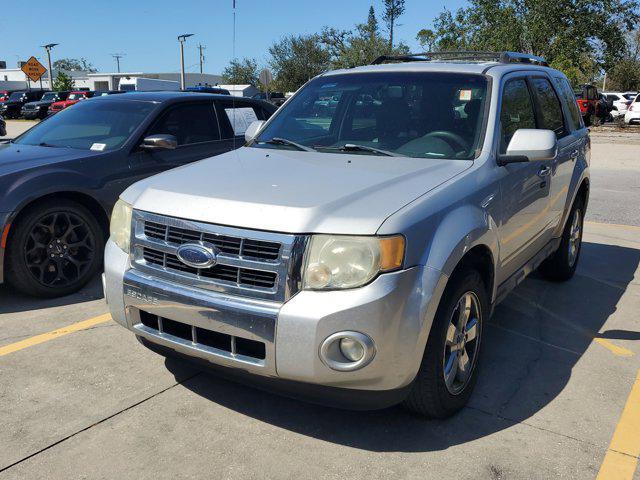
0 90 47 119
21 91 71 120
0 92 276 297
252 91 287 106
0 115 5 137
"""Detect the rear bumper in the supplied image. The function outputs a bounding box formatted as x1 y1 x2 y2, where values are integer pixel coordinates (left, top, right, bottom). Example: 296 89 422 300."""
625 111 640 123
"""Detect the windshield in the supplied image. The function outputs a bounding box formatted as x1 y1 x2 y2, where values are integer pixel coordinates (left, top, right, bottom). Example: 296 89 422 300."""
253 72 488 159
67 93 85 100
41 92 58 102
14 100 155 151
8 92 25 101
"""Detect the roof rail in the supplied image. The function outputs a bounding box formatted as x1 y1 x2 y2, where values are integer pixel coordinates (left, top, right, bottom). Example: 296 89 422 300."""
370 51 548 67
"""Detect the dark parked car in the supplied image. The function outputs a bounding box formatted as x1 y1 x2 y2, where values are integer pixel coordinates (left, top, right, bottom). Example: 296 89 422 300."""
21 91 71 120
0 115 5 137
252 91 287 106
0 90 46 119
0 92 276 297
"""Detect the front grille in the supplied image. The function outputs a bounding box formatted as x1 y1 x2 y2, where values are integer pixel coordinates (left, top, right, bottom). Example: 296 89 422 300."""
144 221 280 261
142 247 277 289
139 310 266 360
131 210 304 301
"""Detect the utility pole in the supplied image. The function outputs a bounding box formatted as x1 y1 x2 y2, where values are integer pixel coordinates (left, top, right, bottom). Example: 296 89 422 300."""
111 53 125 73
41 43 58 90
178 33 194 90
197 44 206 74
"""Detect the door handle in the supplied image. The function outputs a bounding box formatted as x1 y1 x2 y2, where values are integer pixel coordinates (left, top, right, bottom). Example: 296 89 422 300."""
538 166 551 177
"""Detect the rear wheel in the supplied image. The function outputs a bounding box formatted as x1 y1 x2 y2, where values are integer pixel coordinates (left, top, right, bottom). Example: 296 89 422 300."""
403 268 488 418
539 199 584 281
6 200 104 298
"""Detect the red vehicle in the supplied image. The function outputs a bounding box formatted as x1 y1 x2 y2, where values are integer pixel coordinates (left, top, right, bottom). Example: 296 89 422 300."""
48 90 94 114
0 90 11 103
574 84 599 126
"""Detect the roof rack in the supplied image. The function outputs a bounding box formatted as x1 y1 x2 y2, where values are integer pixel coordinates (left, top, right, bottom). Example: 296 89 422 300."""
370 51 548 67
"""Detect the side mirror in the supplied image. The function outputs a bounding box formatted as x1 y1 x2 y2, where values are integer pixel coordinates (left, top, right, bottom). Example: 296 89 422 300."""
498 129 557 166
244 120 265 143
140 134 178 151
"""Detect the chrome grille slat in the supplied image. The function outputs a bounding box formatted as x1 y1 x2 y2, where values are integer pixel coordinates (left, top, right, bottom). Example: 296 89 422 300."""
131 210 304 302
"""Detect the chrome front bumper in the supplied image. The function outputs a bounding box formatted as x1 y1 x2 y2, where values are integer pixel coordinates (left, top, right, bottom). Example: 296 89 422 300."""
105 239 447 391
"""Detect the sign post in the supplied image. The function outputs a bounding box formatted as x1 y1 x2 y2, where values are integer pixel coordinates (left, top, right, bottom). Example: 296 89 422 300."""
21 57 47 87
259 68 273 101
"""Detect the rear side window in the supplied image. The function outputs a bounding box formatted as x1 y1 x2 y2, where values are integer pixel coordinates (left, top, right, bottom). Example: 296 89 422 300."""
500 78 536 153
147 103 220 145
216 100 267 138
553 77 583 131
530 78 566 137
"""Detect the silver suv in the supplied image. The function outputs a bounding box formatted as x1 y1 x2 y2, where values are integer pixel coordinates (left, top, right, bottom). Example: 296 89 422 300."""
104 52 589 418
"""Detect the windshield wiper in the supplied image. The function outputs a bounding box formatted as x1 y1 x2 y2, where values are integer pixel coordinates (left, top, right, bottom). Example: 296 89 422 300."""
263 137 316 152
319 144 404 157
37 142 63 148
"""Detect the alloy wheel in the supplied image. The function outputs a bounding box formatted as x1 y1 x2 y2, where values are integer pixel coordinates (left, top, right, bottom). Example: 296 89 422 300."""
443 291 482 395
23 211 96 288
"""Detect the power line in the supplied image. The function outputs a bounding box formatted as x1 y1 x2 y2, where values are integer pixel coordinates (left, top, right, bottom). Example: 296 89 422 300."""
110 53 125 73
197 44 206 74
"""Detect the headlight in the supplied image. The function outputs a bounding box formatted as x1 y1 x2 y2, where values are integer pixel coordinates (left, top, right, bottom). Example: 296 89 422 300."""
110 199 133 253
302 235 405 290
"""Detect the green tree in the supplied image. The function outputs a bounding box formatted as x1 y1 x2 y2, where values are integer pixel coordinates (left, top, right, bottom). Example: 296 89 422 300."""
422 0 639 80
383 0 406 50
321 6 410 69
268 34 331 92
605 29 640 91
416 28 436 52
53 58 97 73
52 72 75 91
222 58 259 85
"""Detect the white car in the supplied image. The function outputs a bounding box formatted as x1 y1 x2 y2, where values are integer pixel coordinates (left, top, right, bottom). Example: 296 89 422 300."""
624 94 640 124
602 92 631 119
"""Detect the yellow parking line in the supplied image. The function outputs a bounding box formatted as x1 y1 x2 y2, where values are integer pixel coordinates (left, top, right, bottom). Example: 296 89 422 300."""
585 221 640 231
0 313 111 357
594 338 635 358
597 370 640 479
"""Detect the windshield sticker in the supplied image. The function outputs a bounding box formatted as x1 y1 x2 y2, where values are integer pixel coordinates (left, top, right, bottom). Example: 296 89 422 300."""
90 143 107 151
225 107 259 136
459 89 472 101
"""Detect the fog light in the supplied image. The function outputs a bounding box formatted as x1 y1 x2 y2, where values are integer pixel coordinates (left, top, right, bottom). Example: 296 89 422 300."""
319 331 376 372
339 337 365 362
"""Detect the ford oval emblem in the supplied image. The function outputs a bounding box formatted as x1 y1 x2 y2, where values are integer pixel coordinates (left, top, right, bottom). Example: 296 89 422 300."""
176 243 218 269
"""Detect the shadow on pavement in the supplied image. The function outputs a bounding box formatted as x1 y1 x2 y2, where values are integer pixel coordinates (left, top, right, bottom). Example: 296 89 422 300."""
132 241 640 451
0 275 103 314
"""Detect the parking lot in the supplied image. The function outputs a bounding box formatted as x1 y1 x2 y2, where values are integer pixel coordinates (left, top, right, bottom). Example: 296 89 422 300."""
1 121 639 479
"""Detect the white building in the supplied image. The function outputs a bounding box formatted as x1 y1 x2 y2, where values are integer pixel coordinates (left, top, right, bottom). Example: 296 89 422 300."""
216 84 260 97
0 65 222 91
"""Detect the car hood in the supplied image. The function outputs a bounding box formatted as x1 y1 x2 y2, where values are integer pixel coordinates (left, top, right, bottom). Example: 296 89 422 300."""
123 147 471 235
0 143 101 176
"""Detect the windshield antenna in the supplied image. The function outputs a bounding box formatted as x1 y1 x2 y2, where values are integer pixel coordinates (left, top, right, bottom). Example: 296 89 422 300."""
232 0 237 151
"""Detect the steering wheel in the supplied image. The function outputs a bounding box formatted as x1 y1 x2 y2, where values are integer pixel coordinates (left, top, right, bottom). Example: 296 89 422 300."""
423 131 470 152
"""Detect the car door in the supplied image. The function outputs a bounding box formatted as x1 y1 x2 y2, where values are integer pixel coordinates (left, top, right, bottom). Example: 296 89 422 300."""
213 99 271 151
128 101 225 180
497 75 553 279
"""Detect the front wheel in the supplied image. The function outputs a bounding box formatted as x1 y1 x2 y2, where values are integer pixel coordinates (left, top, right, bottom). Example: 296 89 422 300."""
403 268 488 418
6 200 104 298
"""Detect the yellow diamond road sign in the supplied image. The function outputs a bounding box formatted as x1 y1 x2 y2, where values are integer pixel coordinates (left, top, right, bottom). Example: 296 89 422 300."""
21 56 47 83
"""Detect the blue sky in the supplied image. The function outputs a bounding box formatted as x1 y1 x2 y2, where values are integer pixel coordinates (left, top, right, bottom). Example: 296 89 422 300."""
1 0 467 75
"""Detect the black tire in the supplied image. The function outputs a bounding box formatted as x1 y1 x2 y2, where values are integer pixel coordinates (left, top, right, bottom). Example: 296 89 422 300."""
584 113 592 127
6 200 104 298
403 267 489 418
539 199 584 282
